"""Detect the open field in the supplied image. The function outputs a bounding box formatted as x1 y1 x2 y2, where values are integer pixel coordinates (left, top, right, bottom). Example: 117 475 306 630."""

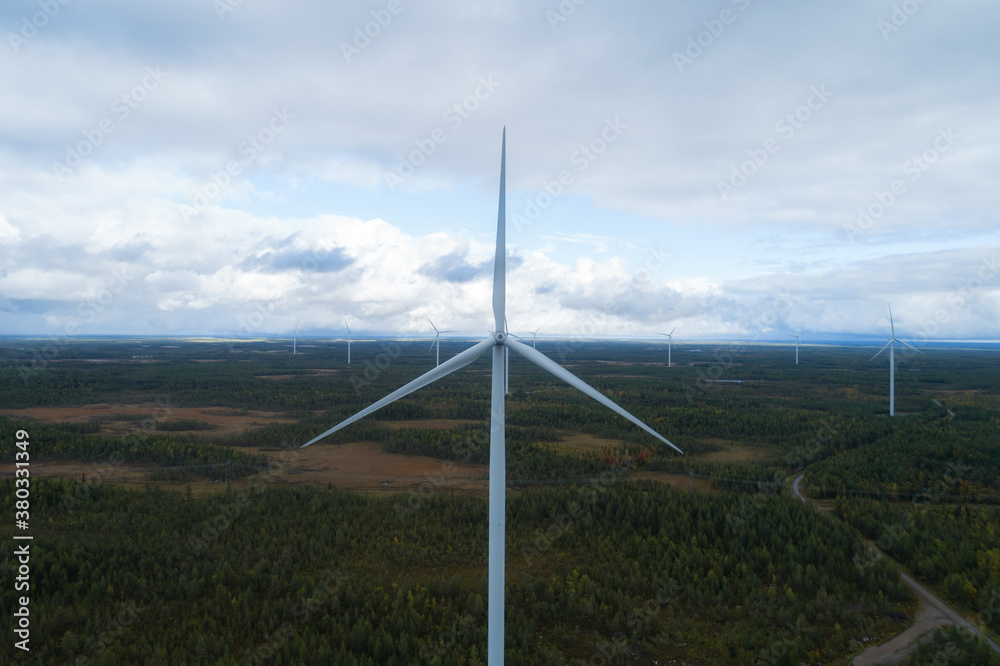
632 471 714 492
0 402 294 436
249 441 486 490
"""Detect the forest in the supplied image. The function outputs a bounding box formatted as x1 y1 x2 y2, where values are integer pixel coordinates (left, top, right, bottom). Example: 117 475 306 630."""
1 336 998 663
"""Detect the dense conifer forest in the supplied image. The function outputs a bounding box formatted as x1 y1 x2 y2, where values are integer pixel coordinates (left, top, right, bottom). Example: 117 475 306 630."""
1 338 998 663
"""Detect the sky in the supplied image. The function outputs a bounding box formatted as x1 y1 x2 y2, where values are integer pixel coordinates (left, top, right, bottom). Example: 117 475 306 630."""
1 0 998 343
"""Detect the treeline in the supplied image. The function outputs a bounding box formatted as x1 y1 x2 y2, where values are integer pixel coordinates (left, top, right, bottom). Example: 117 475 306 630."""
0 418 266 477
804 408 1000 500
0 479 910 665
898 626 1000 665
836 497 1000 634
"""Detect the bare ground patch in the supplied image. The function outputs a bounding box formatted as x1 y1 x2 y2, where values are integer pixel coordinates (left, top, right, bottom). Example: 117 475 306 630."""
0 402 294 437
0 459 154 482
557 432 621 452
694 440 773 464
249 442 486 491
632 471 713 493
0 442 486 494
380 419 482 430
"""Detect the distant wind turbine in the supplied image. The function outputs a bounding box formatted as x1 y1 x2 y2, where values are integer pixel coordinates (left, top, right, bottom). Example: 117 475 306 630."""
870 304 923 416
345 318 352 365
526 327 540 349
292 321 298 356
660 325 677 368
425 315 455 367
789 334 799 365
301 129 683 665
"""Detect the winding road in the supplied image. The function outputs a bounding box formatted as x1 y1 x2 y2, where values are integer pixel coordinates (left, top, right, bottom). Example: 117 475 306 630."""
790 473 1000 663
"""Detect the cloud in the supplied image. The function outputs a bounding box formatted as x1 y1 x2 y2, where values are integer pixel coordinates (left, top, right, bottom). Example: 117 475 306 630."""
242 247 354 274
1 1 997 339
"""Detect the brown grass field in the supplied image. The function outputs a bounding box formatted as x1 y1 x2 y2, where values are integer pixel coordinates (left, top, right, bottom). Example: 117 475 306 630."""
247 441 486 491
1 403 756 495
632 471 713 493
0 402 294 437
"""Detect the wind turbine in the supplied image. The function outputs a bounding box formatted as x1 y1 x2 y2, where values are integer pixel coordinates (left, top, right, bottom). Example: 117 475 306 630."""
301 129 683 665
292 320 298 356
345 318 352 365
517 327 541 349
659 325 677 368
870 304 923 416
789 334 799 365
425 315 455 367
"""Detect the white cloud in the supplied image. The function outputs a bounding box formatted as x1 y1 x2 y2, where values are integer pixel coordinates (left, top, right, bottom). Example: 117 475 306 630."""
1 0 998 339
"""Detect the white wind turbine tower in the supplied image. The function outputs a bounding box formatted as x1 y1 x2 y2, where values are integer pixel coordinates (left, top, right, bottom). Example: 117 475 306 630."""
292 320 298 356
870 304 923 416
301 129 683 665
425 315 455 367
789 334 799 365
660 325 677 368
345 318 352 365
521 327 540 349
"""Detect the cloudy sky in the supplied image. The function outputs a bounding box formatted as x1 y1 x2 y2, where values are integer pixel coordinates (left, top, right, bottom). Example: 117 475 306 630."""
1 0 998 341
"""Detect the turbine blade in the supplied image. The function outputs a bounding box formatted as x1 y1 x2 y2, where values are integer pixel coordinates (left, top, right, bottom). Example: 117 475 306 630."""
506 338 683 455
424 314 438 334
669 324 677 336
492 128 506 334
870 340 892 361
302 337 495 448
897 339 924 354
888 303 895 338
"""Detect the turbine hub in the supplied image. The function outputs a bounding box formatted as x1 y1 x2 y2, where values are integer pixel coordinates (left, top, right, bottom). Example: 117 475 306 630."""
494 331 505 344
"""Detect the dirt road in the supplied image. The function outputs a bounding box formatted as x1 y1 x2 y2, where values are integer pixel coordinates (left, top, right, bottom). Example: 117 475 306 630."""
790 473 1000 663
